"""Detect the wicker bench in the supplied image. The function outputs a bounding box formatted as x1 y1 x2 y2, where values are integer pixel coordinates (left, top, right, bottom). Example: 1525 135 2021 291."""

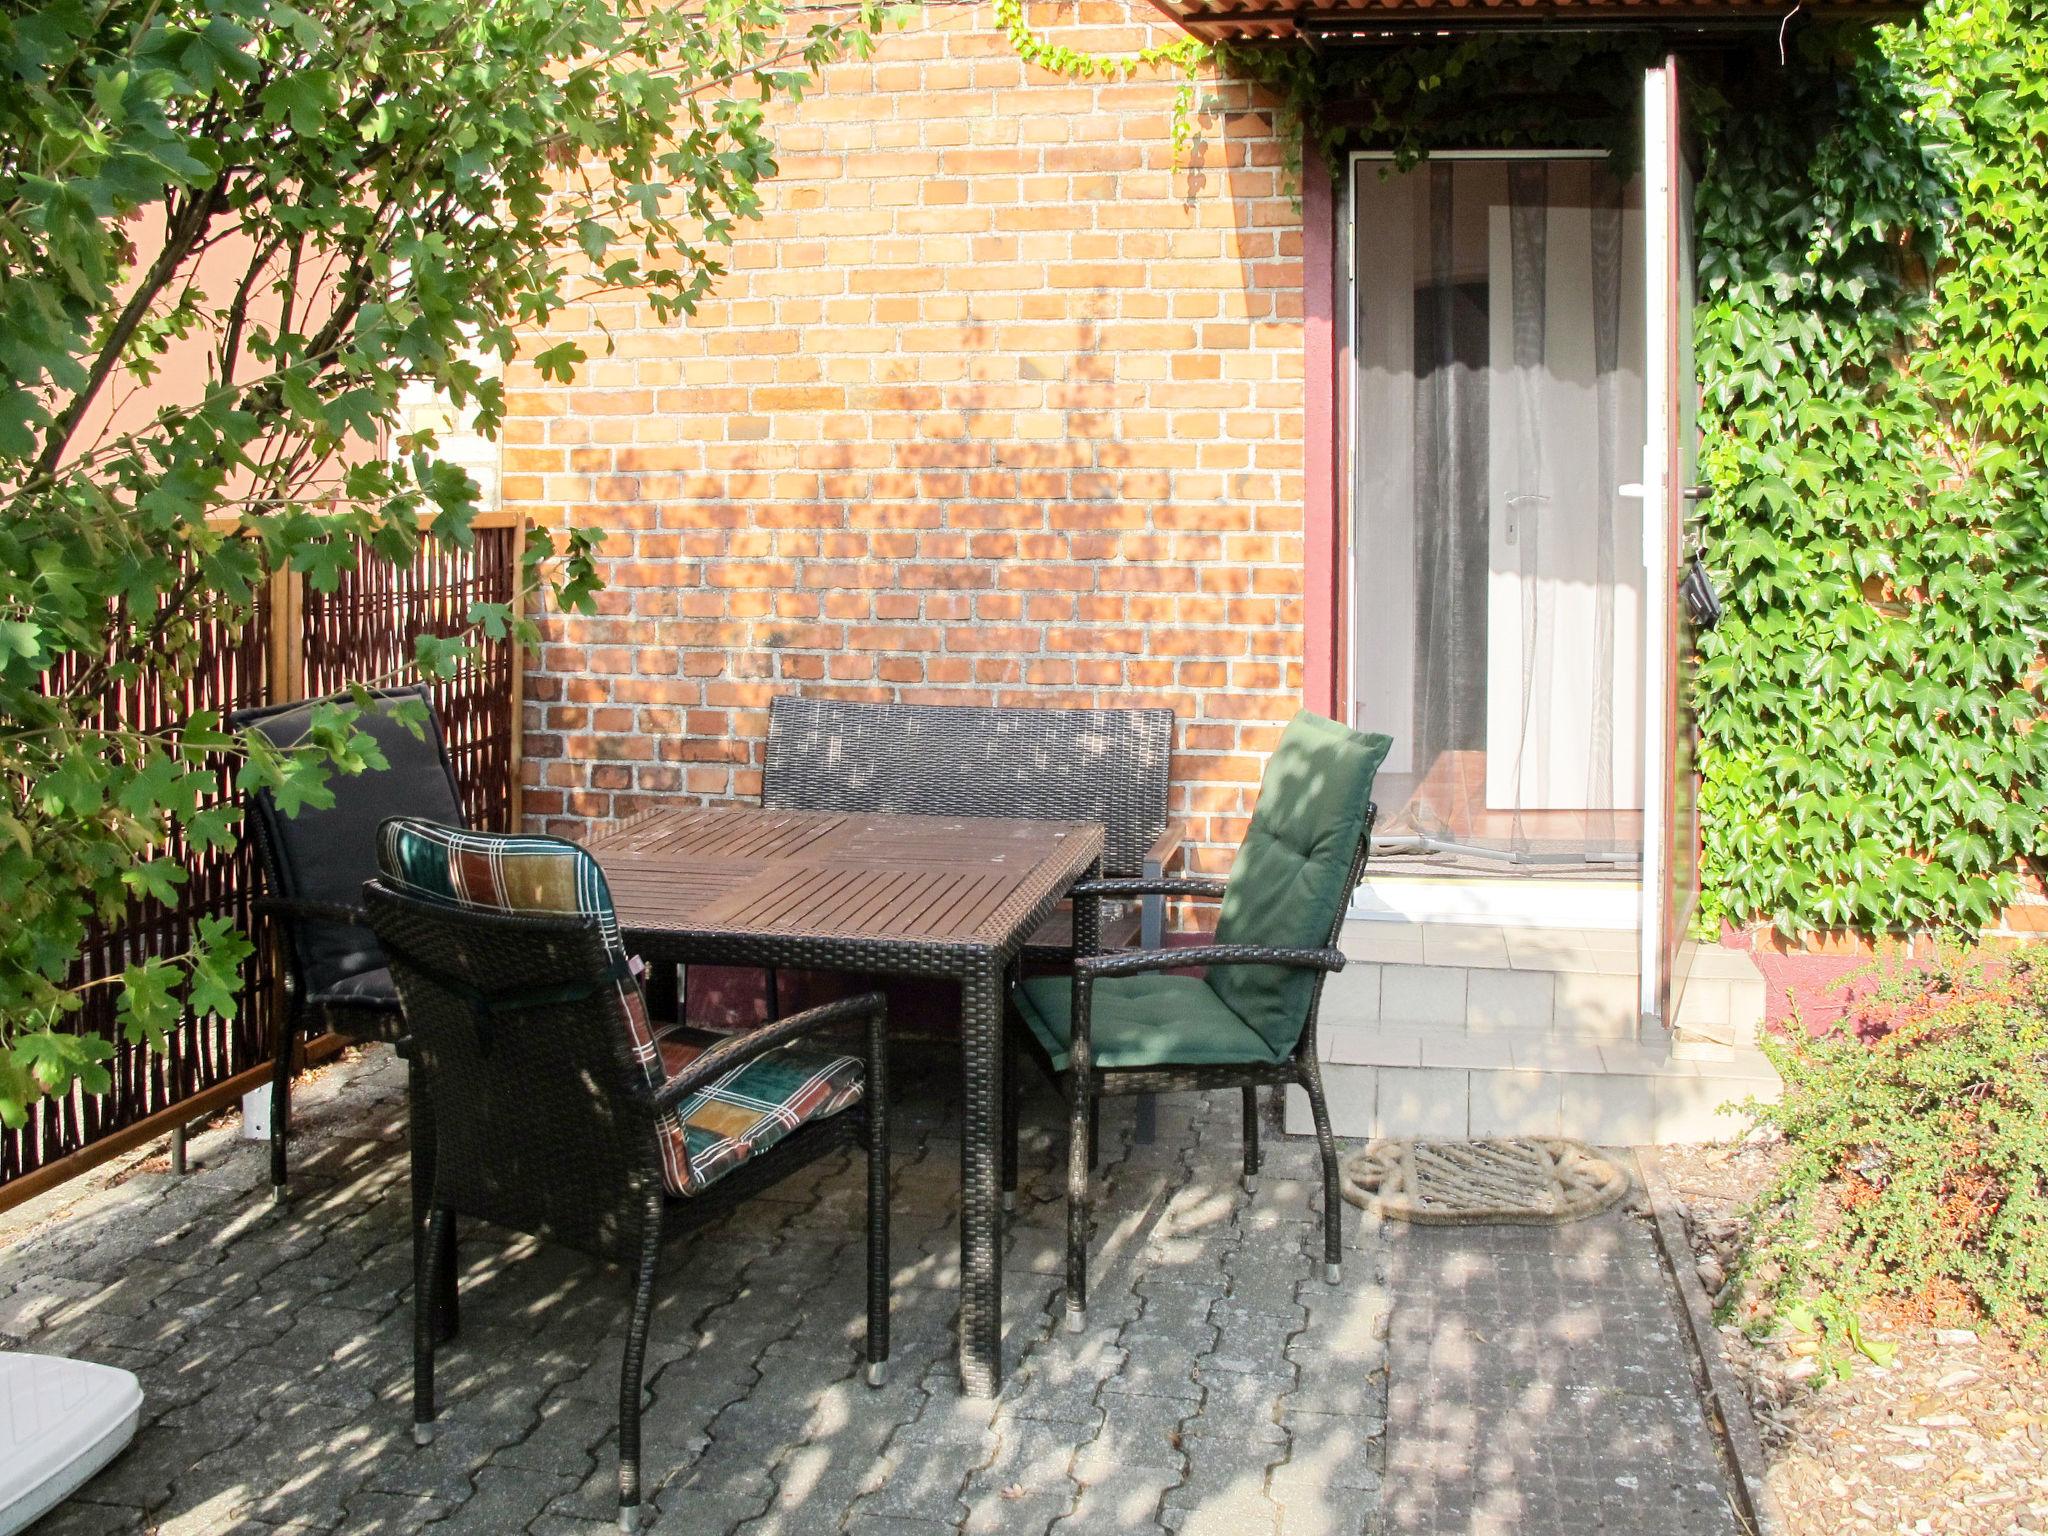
762 696 1181 954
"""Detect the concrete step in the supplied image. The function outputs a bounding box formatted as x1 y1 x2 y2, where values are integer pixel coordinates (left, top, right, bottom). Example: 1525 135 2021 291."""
1286 1026 1780 1146
1326 919 1767 1050
1280 918 1779 1146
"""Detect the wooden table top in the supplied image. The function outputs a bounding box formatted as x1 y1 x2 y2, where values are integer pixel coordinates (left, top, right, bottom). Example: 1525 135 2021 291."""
583 806 1103 957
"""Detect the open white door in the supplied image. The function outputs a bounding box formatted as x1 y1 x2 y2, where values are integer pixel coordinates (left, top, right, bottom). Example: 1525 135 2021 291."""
1638 55 1704 1034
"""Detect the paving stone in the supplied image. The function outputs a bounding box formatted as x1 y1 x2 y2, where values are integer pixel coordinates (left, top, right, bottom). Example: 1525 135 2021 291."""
1052 1472 1178 1535
0 1047 1717 1536
1379 1203 1740 1536
337 1489 460 1533
17 1499 147 1535
430 1463 583 1534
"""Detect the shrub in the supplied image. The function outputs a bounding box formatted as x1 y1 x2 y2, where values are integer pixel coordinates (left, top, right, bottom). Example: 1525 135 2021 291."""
1735 949 2048 1365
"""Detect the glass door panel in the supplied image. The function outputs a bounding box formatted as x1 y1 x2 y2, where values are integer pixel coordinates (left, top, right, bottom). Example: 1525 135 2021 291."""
1351 155 1647 871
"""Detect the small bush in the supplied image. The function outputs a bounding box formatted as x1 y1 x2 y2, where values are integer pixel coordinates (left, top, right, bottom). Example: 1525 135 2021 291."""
1735 949 2048 1364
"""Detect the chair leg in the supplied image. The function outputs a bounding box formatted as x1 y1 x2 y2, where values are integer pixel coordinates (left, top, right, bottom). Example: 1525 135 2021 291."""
1242 1085 1261 1192
1065 1070 1091 1332
408 1071 458 1343
1300 1060 1344 1285
269 1019 294 1204
617 1189 664 1532
414 1205 451 1445
1001 1025 1020 1212
865 1094 891 1385
1134 1094 1157 1145
1086 1096 1101 1173
435 1214 459 1342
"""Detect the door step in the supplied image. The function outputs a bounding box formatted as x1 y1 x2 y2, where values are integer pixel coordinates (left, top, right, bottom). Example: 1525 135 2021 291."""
1319 918 1765 1046
1282 919 1779 1146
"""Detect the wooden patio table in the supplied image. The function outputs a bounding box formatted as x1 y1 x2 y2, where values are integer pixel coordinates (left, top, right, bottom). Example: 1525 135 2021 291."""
582 804 1105 1397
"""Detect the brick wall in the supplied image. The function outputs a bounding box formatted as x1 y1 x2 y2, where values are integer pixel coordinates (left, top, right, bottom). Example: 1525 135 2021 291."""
503 0 1304 873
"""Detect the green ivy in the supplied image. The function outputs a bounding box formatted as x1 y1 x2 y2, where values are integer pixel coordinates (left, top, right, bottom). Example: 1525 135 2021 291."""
1693 8 2048 938
991 0 1207 161
999 5 2048 942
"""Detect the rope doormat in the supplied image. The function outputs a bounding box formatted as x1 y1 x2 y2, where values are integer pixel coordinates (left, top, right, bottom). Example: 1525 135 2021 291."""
1340 1137 1631 1226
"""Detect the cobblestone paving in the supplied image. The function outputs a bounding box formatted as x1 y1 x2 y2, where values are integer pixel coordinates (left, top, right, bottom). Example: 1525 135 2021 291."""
1 1048 1394 1535
1381 1208 1743 1536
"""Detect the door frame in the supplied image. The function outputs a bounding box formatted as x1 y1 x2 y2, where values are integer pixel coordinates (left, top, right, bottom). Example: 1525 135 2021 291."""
1636 54 1705 1030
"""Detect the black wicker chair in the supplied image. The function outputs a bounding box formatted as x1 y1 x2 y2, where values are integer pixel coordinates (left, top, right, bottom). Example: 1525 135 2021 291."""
230 686 467 1204
363 820 889 1533
1005 711 1388 1331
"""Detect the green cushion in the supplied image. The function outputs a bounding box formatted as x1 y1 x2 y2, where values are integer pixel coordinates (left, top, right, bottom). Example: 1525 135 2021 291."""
1208 711 1390 1056
1014 973 1277 1072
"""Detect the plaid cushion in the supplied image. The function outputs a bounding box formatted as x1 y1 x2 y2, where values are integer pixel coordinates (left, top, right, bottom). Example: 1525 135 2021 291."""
654 1035 864 1194
377 819 863 1196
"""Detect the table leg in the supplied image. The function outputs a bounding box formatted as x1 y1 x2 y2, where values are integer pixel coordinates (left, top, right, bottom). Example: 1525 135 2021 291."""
958 956 1005 1397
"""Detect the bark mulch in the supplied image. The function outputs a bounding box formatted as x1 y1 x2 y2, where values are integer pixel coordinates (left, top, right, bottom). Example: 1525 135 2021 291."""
1656 1138 2048 1536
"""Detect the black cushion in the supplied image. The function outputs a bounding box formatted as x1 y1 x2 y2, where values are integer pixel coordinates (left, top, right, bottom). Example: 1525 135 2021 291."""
233 689 466 999
309 966 400 1011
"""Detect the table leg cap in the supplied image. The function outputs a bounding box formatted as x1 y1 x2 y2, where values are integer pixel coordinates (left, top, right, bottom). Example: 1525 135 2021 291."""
1324 1263 1341 1286
1064 1303 1086 1334
413 1423 435 1447
866 1359 889 1388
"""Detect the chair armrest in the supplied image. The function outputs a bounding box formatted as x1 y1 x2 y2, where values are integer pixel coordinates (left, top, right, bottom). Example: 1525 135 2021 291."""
1075 944 1346 982
255 895 366 928
1141 826 1185 877
647 990 886 1110
1070 876 1229 902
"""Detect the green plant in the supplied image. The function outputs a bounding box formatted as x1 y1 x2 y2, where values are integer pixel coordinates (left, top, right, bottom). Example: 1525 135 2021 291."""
0 0 887 1128
1693 7 2048 939
1734 950 2048 1368
992 0 1209 163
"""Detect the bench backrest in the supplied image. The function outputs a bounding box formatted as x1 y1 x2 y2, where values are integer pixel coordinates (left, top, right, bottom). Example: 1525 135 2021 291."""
762 697 1173 877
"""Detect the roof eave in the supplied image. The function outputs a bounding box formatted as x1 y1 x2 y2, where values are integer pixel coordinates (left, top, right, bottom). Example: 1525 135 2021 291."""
1151 0 1919 43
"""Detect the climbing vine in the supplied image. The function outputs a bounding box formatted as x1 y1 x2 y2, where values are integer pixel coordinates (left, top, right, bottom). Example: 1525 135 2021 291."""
991 0 1207 160
1690 5 2048 937
998 1 2048 942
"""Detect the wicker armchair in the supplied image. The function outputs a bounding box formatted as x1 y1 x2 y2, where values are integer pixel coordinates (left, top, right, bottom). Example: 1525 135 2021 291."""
362 820 889 1533
229 686 466 1204
1006 711 1388 1331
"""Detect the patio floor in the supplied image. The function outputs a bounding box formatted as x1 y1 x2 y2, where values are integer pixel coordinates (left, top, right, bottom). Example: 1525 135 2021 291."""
1 1045 1740 1535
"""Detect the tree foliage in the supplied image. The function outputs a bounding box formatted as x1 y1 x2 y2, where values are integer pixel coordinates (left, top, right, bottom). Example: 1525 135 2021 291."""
0 0 886 1128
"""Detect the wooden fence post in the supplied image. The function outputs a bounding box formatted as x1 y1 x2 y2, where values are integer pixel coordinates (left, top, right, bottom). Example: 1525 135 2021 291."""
509 514 527 830
265 565 305 705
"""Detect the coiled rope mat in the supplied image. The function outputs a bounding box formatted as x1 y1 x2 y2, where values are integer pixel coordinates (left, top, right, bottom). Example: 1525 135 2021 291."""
1339 1137 1631 1226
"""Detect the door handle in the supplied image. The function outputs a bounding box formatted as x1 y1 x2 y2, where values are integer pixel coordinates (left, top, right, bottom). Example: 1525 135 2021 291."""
1504 492 1549 547
1681 485 1711 502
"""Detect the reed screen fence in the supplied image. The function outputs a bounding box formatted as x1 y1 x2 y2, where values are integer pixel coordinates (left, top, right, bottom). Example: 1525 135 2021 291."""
2 517 523 1194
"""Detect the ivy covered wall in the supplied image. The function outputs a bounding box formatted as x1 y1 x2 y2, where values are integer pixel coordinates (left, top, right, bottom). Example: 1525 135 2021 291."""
1212 4 2048 941
1691 1 2048 939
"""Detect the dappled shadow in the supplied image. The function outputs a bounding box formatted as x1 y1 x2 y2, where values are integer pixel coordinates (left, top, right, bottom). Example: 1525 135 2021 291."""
1378 1197 1742 1536
4 1045 1394 1535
